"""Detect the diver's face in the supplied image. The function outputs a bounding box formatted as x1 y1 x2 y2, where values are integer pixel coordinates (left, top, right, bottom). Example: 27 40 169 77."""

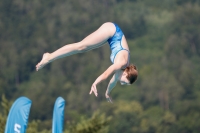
119 71 130 85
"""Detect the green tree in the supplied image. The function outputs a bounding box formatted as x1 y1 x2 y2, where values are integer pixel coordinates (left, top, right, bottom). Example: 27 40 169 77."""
65 111 111 133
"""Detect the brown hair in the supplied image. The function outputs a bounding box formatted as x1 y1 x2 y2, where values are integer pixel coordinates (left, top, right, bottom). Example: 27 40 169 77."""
125 64 138 84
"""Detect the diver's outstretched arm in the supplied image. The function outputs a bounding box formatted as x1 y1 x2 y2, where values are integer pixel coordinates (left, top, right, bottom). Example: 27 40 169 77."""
89 63 121 99
105 72 119 103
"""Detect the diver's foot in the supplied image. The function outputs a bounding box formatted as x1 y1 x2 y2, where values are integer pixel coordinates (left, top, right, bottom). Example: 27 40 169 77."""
36 53 50 71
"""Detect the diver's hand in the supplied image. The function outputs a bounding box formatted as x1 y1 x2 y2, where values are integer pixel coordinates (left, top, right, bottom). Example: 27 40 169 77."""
89 84 98 97
105 93 113 103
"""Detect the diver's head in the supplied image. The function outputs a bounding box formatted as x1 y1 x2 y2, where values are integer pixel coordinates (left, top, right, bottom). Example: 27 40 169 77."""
119 64 138 85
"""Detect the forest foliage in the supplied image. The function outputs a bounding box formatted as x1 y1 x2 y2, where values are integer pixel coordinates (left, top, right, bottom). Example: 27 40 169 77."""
0 0 200 132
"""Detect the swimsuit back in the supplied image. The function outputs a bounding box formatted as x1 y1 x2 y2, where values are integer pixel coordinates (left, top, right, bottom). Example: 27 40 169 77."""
108 23 130 66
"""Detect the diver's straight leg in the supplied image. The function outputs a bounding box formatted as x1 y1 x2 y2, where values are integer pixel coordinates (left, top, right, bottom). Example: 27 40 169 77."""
50 23 113 60
36 22 115 71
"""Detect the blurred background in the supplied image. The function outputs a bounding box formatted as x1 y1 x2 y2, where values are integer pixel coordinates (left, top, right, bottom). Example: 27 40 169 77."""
0 0 200 132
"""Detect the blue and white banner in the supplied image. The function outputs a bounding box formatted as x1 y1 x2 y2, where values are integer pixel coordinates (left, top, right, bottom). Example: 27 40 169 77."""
52 97 65 133
4 96 32 133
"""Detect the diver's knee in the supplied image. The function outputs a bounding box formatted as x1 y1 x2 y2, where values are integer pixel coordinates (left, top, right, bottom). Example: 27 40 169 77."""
76 42 88 52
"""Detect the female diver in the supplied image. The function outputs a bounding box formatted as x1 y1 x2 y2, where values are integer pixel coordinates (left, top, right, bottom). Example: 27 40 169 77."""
36 22 138 103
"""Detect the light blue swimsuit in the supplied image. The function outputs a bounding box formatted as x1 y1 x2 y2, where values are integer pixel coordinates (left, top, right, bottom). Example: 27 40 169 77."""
107 23 130 65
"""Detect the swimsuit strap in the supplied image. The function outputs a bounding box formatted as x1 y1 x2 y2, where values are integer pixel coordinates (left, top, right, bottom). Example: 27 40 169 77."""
122 49 130 68
113 49 130 68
